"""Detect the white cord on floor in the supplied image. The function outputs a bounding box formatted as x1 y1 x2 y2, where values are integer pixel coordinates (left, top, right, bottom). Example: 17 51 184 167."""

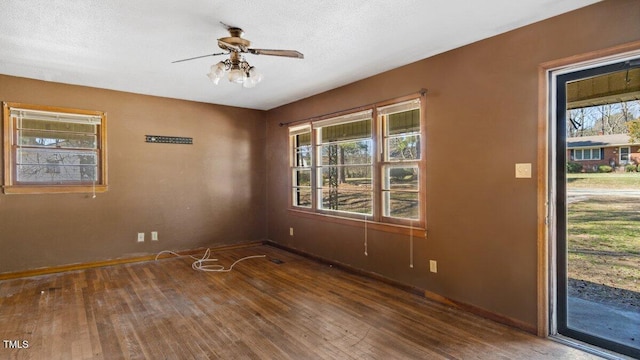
155 248 266 272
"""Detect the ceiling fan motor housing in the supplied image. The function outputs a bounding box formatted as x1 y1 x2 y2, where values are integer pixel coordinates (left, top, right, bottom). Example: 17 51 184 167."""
218 27 251 52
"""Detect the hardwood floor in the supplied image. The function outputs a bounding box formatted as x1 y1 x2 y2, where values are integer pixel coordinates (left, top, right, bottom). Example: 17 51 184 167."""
0 245 598 359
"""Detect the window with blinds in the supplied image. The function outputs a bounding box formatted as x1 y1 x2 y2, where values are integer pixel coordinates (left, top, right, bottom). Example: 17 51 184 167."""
314 110 373 215
3 102 107 194
379 100 421 220
287 97 424 226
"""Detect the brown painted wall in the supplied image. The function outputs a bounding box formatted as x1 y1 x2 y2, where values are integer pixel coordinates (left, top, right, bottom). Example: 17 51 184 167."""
0 75 267 273
265 0 640 329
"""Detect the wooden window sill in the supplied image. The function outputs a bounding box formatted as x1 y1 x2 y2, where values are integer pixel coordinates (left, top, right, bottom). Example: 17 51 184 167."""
288 208 426 238
3 185 108 195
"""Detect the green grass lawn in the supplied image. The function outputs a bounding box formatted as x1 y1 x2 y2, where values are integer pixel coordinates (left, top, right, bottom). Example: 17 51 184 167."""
567 172 640 189
569 197 640 254
568 196 640 292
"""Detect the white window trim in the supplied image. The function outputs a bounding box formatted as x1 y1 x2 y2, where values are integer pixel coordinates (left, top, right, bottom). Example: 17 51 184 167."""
315 115 374 216
312 110 372 128
619 146 630 164
290 124 312 208
573 147 601 161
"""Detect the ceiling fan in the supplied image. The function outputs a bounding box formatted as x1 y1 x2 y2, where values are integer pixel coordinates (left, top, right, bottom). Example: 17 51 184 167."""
173 22 304 88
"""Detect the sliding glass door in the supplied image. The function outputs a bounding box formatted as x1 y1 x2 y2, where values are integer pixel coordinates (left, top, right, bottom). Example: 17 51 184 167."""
555 58 640 358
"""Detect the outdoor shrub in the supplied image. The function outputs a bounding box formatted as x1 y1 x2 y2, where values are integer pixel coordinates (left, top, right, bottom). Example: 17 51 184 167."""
598 165 613 173
567 162 582 173
625 164 637 172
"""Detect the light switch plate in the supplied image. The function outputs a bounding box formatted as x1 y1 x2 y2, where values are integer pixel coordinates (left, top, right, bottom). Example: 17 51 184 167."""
515 163 532 178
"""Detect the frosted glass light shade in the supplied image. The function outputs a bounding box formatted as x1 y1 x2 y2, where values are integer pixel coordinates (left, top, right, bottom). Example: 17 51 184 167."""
228 69 244 83
243 67 262 88
207 61 227 83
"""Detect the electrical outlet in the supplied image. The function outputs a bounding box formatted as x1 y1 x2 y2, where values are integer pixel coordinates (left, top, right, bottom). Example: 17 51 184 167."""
151 231 158 241
429 260 438 273
137 232 145 243
289 227 294 236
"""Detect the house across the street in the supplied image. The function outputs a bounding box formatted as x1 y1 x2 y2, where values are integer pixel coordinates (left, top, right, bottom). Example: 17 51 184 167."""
567 133 640 171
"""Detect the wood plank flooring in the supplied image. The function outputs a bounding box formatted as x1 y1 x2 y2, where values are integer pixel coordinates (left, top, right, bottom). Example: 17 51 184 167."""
0 245 599 359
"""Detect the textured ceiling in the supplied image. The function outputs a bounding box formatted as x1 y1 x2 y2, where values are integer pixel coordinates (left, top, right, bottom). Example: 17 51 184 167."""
0 0 599 110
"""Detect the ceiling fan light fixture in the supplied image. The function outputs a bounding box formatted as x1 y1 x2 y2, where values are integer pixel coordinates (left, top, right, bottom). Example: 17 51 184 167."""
207 61 229 83
210 75 222 85
215 61 227 72
177 24 303 89
206 70 222 84
242 66 262 88
248 66 262 82
228 67 245 83
243 76 257 88
242 79 256 88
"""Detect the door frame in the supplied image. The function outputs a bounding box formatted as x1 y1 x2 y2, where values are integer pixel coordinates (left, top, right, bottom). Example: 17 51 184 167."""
537 41 640 354
619 146 631 165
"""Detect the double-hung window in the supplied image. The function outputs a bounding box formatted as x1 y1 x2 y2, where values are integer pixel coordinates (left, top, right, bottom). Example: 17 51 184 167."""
291 125 312 207
315 110 373 216
288 97 424 230
379 100 421 222
3 102 108 194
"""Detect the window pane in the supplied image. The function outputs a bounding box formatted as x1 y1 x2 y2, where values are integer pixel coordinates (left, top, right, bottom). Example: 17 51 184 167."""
383 106 421 163
19 129 97 149
386 135 420 161
384 166 419 191
19 119 96 134
320 140 372 166
293 169 311 187
575 150 583 160
321 119 371 142
319 188 372 215
383 191 419 219
387 109 420 135
291 127 312 208
320 166 372 188
16 148 97 183
295 146 312 167
295 132 311 147
621 147 630 161
584 150 592 160
293 187 312 207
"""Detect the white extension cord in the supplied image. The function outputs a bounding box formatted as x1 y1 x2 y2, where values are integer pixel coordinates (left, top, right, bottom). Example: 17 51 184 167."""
155 248 265 272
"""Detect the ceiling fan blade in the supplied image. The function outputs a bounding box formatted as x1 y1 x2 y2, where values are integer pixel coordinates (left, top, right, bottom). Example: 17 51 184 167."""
248 49 304 59
172 52 226 63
